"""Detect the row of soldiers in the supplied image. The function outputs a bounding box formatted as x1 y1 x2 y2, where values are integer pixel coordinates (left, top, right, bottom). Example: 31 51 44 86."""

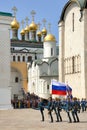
37 97 87 123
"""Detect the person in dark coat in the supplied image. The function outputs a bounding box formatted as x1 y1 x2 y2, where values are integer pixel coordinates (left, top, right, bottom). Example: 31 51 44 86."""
65 97 73 123
72 97 80 122
46 97 54 123
38 98 45 121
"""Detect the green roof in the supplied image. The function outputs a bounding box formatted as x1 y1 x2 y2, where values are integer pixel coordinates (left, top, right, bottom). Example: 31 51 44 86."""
0 12 12 17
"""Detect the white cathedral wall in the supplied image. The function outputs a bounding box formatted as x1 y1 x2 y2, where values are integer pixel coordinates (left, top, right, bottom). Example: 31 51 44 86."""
44 41 56 58
0 15 13 109
63 3 85 98
83 9 87 98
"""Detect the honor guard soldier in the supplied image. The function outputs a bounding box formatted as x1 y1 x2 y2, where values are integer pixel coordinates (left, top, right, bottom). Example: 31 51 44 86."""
55 98 62 122
66 97 73 123
47 97 54 123
72 97 80 122
38 98 45 122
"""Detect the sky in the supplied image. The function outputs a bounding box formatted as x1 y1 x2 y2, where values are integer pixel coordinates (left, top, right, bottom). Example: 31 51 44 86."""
0 0 68 44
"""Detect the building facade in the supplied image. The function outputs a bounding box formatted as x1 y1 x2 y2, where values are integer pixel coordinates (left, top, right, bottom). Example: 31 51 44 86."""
59 0 87 98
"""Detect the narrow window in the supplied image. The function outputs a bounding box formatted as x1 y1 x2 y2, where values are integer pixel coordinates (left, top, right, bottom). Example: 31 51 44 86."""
15 77 18 83
13 56 15 61
22 56 25 62
72 13 74 32
72 56 75 73
27 56 32 62
51 48 53 56
18 56 20 61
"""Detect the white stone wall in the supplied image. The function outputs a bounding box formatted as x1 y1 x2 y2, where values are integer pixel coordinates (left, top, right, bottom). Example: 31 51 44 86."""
59 3 87 98
44 41 56 58
0 15 13 109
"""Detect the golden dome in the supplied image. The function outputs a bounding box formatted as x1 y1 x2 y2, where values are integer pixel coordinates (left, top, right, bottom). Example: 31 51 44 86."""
11 18 20 29
44 34 56 42
29 21 37 31
25 25 29 32
20 29 25 35
37 31 42 37
42 28 47 35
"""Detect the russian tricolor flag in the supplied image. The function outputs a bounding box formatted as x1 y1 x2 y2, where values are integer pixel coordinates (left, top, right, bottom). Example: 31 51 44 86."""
51 81 72 96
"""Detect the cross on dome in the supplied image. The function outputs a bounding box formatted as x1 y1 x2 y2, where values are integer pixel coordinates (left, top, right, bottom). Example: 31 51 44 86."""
48 23 51 34
42 18 47 27
25 17 29 26
21 20 25 29
12 6 17 17
38 22 41 30
31 10 36 22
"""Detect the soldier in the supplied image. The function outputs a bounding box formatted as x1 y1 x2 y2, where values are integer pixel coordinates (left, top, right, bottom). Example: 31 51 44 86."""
52 98 59 122
65 97 73 123
55 98 62 122
72 97 80 122
38 98 45 121
47 97 54 123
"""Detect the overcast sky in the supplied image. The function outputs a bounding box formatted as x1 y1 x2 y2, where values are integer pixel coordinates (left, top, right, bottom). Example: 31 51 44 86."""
0 0 68 43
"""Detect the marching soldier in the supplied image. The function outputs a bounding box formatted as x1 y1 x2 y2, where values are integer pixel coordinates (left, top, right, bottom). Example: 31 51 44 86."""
65 97 73 123
55 98 62 122
38 98 45 122
52 98 59 122
47 97 54 123
72 97 80 122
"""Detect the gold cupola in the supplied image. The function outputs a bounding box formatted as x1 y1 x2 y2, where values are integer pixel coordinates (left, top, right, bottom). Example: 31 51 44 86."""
44 34 56 42
29 21 37 31
25 17 30 32
42 28 47 35
25 26 29 32
29 10 37 31
11 6 19 40
44 23 56 42
20 20 25 40
11 17 20 29
37 23 42 37
20 29 25 35
37 31 42 37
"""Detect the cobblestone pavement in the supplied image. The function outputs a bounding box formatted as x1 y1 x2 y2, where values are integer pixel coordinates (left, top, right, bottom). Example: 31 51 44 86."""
0 108 87 130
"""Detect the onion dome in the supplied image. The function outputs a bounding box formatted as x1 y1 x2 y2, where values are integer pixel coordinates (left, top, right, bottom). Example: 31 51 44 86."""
44 34 56 42
25 25 29 32
42 28 47 35
29 21 37 31
11 17 20 29
20 29 25 35
37 31 42 37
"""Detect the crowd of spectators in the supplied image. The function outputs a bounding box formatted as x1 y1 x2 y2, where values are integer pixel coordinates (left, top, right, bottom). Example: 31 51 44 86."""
11 92 40 109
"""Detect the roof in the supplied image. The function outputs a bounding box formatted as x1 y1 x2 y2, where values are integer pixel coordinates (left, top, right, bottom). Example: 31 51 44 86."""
59 0 87 22
11 39 43 48
34 57 58 66
0 12 12 17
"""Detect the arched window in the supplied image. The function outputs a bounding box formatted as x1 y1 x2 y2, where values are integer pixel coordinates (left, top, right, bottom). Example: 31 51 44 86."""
18 56 20 61
27 56 32 62
13 55 15 61
15 77 18 83
22 56 25 62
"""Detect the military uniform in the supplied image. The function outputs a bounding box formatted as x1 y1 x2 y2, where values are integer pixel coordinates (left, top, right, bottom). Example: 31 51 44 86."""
38 98 45 121
65 98 73 123
72 98 80 122
47 97 54 122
